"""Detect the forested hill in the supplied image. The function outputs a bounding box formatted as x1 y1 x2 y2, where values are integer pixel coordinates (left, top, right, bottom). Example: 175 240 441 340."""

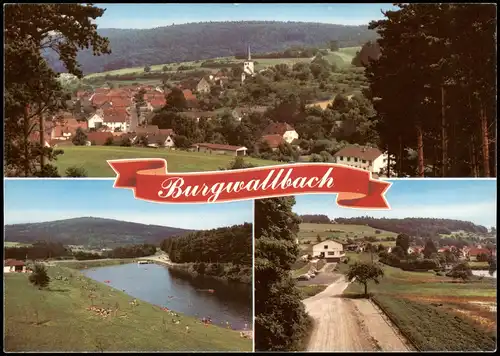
334 217 489 237
160 223 252 266
4 217 194 248
45 21 378 74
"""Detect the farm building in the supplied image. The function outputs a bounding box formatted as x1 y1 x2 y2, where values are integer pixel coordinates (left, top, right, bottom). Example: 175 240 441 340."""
4 259 28 273
312 240 345 262
333 145 388 175
192 143 248 156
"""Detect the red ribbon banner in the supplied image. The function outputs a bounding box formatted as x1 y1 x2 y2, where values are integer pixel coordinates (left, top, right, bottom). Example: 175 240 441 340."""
107 159 392 209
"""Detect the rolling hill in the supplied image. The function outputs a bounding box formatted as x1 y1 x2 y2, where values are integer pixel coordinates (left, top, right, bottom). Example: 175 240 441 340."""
4 217 194 248
45 21 378 75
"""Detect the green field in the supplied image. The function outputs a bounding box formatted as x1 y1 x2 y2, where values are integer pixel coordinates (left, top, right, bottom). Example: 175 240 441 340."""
55 146 280 177
340 252 496 351
5 242 33 248
83 47 361 80
297 223 397 254
4 266 252 352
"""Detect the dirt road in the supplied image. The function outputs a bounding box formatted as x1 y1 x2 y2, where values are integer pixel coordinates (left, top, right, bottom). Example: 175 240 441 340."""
303 277 410 352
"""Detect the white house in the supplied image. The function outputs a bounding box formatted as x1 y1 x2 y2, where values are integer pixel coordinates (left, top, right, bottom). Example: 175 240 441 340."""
262 122 299 144
4 259 28 273
146 130 176 148
87 112 104 129
312 240 345 262
333 145 388 175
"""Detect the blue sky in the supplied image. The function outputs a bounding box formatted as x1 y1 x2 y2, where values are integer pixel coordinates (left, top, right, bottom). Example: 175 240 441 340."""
94 4 396 29
4 179 253 229
293 179 497 229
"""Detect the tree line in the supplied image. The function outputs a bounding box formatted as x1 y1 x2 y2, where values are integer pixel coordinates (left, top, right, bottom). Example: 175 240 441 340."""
335 217 488 237
160 223 252 266
365 4 496 177
299 214 332 224
4 241 71 261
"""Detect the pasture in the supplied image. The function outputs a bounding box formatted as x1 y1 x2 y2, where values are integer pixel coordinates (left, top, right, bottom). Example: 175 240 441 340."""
54 146 280 177
4 266 251 352
297 223 397 254
340 252 496 351
83 47 361 80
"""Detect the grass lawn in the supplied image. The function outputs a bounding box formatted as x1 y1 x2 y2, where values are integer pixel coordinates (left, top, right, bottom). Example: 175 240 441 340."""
55 146 280 177
339 252 496 351
4 266 252 352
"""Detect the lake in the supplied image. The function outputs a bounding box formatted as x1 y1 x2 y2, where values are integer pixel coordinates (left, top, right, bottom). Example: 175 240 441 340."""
472 270 497 278
82 263 252 330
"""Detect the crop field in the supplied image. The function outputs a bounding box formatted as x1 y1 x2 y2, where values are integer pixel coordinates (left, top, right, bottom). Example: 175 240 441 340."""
54 146 280 177
340 252 496 351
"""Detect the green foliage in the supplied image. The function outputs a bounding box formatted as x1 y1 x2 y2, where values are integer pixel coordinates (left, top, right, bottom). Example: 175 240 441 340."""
72 127 88 146
28 264 50 288
161 223 251 267
254 197 311 351
367 4 496 177
144 65 151 73
446 262 472 280
423 239 437 258
65 166 88 177
224 157 256 170
346 262 384 296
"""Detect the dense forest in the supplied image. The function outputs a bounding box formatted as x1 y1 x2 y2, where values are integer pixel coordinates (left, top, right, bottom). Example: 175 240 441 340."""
160 223 252 265
44 21 378 74
365 4 496 177
4 217 192 248
335 217 489 238
299 214 331 224
160 223 252 283
5 241 71 261
73 243 158 260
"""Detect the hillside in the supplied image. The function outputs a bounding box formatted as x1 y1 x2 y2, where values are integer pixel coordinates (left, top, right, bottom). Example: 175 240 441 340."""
334 217 489 238
4 217 194 248
45 21 378 74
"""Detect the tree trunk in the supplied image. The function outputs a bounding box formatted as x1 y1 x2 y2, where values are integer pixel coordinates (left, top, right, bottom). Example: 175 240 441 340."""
398 135 403 176
23 105 30 177
441 86 447 177
386 146 391 178
39 111 45 170
470 140 478 177
416 124 424 177
479 102 490 177
364 283 368 297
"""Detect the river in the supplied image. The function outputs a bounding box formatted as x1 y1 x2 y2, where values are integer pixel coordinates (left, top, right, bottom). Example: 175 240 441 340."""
82 263 252 330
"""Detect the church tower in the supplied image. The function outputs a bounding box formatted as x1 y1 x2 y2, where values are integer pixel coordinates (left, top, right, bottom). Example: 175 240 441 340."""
242 45 255 82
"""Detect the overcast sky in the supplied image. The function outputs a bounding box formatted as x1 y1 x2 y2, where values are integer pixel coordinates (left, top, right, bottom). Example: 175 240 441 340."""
293 179 497 229
93 3 396 29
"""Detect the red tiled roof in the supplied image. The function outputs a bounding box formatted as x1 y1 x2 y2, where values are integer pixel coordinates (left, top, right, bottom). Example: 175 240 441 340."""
86 131 114 145
261 134 285 149
194 143 246 151
333 145 383 161
469 248 490 256
263 122 295 136
4 259 25 267
135 125 160 135
182 89 197 101
159 129 174 136
150 98 166 108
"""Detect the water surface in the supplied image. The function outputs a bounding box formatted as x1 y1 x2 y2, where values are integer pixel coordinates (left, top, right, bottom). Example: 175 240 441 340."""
83 263 252 330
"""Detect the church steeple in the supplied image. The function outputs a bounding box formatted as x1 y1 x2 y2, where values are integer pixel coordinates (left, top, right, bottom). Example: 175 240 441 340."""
247 45 251 61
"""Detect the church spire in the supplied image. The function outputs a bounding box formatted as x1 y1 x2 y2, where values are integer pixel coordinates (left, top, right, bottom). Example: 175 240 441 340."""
247 45 251 61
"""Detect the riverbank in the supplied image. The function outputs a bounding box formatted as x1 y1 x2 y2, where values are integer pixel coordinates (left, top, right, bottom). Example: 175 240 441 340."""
4 265 252 352
167 261 252 284
51 258 135 269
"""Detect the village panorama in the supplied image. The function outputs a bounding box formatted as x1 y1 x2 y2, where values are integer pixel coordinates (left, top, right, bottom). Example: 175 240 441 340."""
5 4 495 178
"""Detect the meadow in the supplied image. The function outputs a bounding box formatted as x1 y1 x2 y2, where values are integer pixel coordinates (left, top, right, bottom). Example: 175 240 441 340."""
55 146 280 177
297 223 397 254
340 252 496 351
4 265 252 352
83 47 361 80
